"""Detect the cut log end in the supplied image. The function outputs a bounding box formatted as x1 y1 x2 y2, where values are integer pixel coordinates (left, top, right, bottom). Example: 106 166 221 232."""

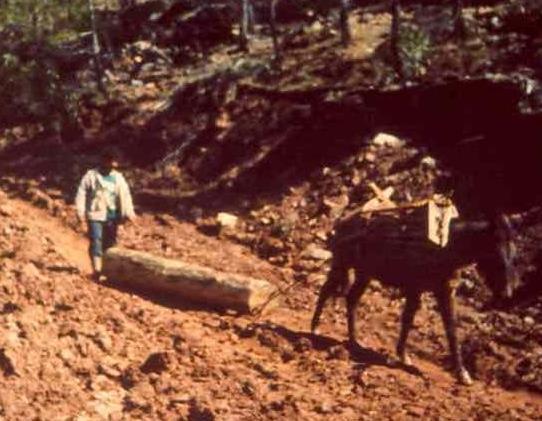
103 247 280 314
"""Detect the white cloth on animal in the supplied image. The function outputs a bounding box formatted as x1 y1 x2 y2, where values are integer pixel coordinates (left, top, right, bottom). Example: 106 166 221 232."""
427 195 459 247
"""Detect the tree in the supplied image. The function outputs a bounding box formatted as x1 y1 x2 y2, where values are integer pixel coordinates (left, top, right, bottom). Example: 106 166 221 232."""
391 0 403 79
118 0 135 9
88 0 106 93
453 0 465 38
270 0 281 61
0 0 92 135
239 0 251 51
339 0 351 46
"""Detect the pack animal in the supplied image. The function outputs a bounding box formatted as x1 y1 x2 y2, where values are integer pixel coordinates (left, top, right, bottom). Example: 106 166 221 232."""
310 213 519 385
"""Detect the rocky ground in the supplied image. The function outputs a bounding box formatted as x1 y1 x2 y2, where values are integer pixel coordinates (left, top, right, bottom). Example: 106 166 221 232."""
1 159 542 419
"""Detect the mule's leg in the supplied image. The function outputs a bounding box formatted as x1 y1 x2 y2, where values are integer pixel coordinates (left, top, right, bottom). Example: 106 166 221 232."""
396 291 421 365
436 283 473 385
346 273 370 345
310 263 348 335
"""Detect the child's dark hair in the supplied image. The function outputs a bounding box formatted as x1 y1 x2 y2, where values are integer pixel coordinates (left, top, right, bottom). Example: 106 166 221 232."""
100 148 120 162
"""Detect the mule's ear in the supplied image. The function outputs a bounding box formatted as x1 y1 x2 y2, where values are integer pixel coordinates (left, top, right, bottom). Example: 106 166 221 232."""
495 214 518 260
453 220 489 232
472 220 491 231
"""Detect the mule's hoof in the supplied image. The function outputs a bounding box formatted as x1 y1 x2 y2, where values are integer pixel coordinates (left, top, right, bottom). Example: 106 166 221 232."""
348 338 360 348
90 273 107 283
457 369 473 386
311 327 321 336
399 353 412 366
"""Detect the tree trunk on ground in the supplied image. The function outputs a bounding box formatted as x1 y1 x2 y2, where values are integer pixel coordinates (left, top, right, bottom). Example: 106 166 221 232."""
103 247 280 314
339 0 351 46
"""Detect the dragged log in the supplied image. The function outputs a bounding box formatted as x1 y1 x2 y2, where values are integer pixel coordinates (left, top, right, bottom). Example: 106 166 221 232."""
103 247 279 313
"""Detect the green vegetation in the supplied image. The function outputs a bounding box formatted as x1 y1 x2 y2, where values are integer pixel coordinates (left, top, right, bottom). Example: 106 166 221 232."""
0 0 95 135
397 23 432 78
0 0 91 42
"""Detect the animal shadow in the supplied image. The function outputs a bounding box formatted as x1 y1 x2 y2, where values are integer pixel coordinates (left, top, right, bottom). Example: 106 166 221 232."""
256 323 423 377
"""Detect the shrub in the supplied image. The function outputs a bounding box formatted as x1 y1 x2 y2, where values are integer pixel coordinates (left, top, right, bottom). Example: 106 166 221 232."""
397 23 432 78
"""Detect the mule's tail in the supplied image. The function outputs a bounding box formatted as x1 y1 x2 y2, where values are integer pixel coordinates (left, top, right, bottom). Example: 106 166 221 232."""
311 252 350 334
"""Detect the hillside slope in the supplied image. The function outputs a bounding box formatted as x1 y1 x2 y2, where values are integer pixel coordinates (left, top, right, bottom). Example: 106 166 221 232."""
1 1 542 418
0 189 541 419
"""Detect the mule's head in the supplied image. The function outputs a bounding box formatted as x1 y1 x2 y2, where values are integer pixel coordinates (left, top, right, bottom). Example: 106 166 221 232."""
470 215 521 302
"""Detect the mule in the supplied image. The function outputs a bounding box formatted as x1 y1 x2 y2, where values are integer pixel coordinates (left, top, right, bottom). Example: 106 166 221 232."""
310 214 519 385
